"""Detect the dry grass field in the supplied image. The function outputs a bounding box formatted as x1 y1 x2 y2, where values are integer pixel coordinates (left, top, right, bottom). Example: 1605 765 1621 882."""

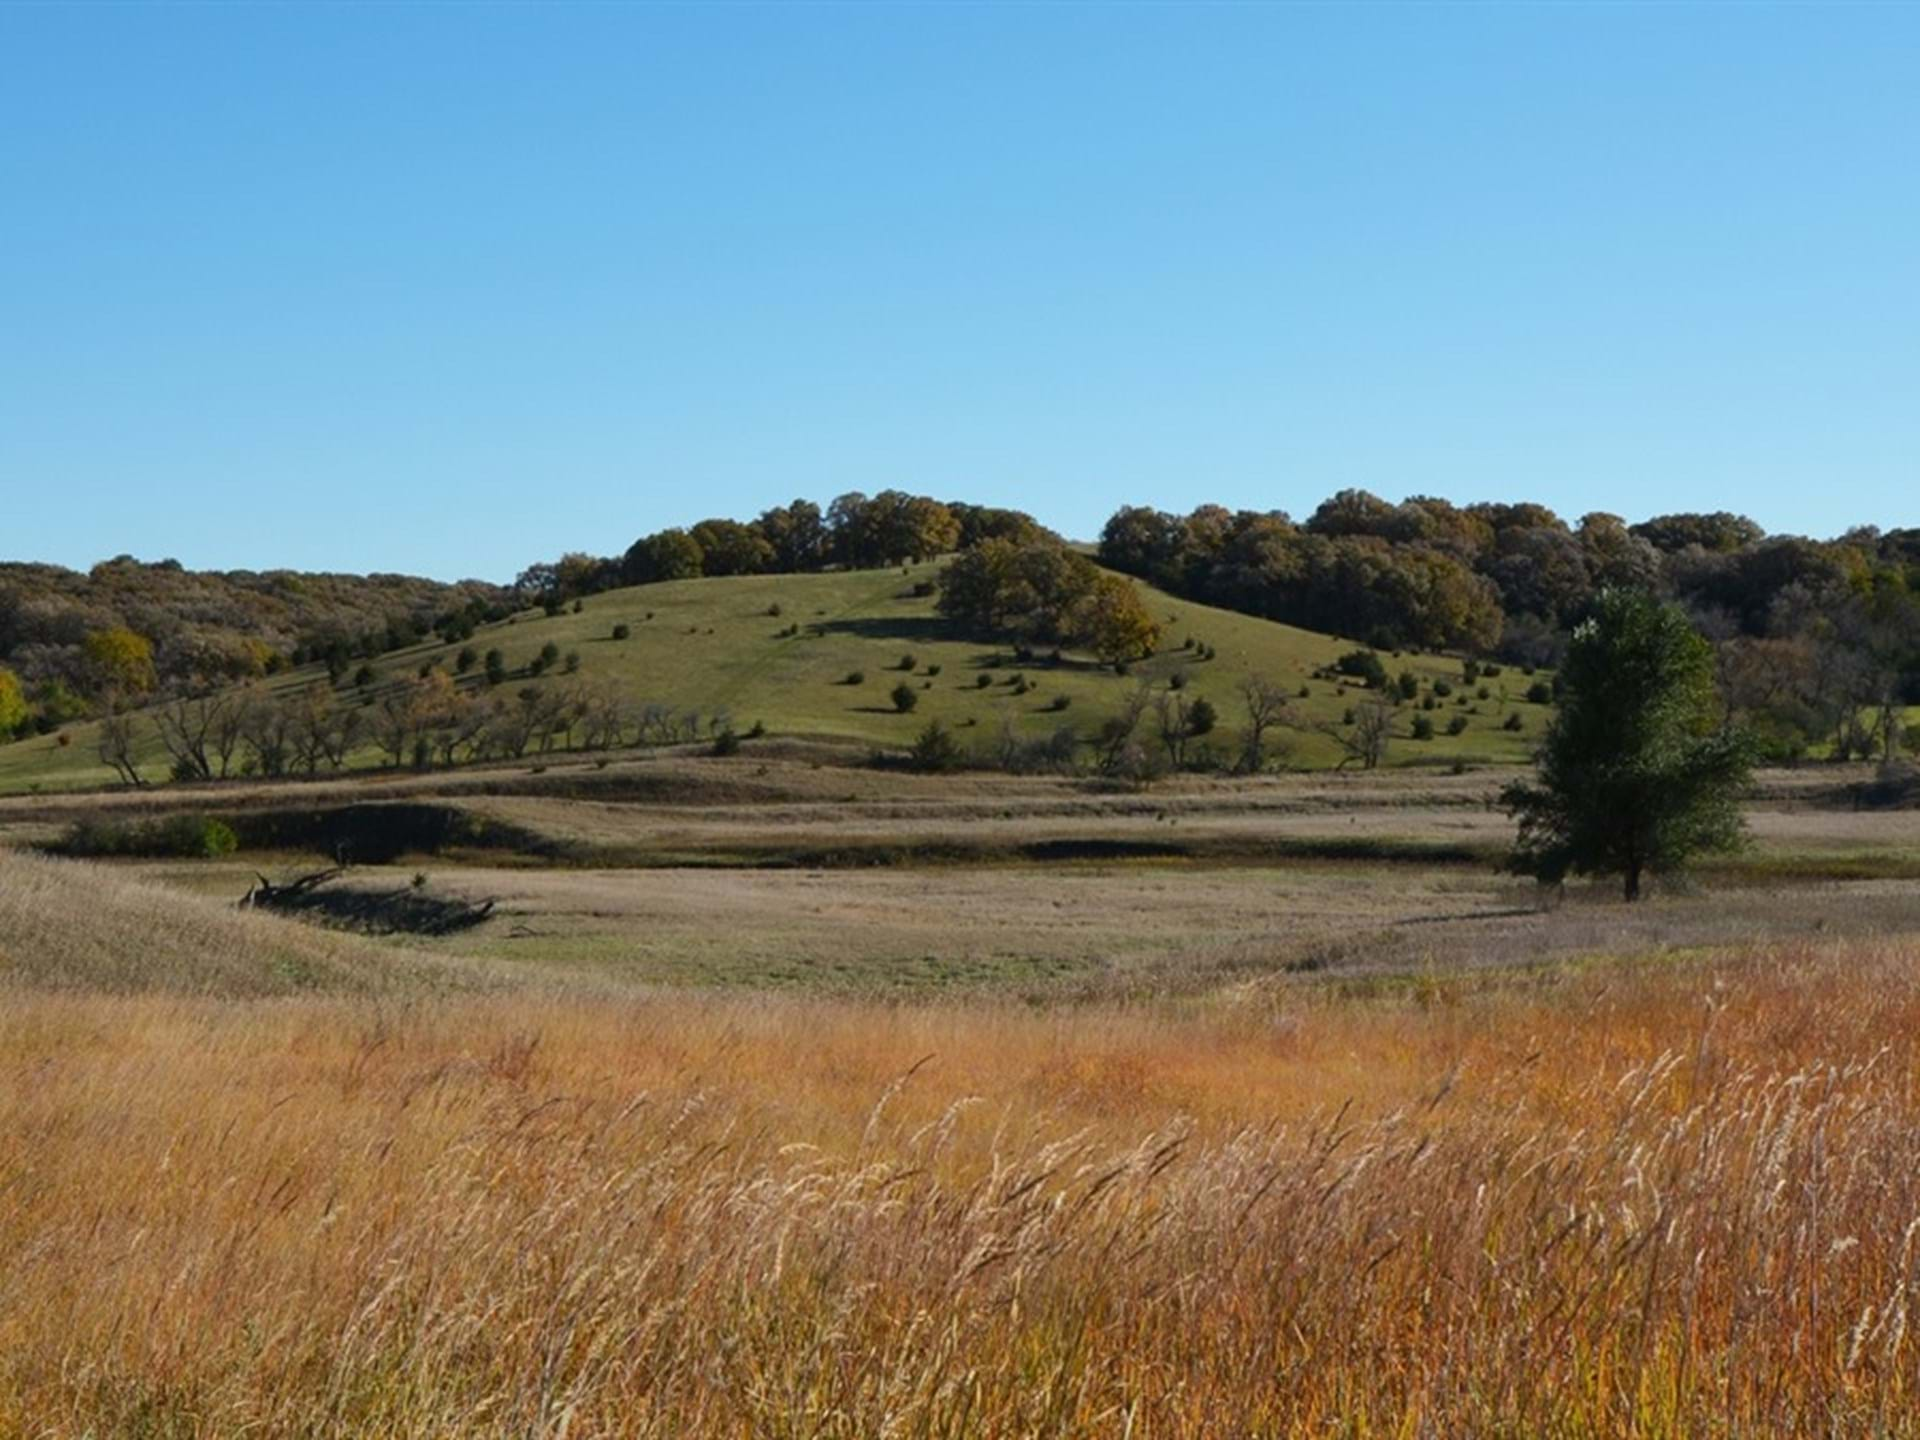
4 875 1920 1433
5 845 1920 1434
5 748 1919 1435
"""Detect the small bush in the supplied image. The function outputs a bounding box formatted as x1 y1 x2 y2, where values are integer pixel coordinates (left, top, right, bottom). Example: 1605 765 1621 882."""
711 729 741 757
746 720 767 739
1188 697 1218 735
64 814 238 859
1114 661 1131 677
1503 712 1525 731
1476 686 1490 700
1396 670 1419 701
1335 649 1389 689
1048 694 1071 712
1526 680 1554 704
1446 714 1469 736
926 664 942 677
1168 671 1187 691
353 663 378 689
484 649 507 685
1421 694 1437 711
844 671 866 686
1298 684 1311 698
572 599 585 614
767 603 783 617
908 719 965 773
1432 678 1453 698
1412 715 1435 741
563 651 581 674
455 646 478 673
976 673 993 689
890 681 919 713
1463 659 1481 683
911 580 936 598
1481 663 1503 678
611 624 631 641
897 653 917 671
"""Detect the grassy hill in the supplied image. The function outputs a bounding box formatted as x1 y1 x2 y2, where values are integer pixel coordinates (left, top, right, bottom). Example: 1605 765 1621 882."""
0 562 1555 794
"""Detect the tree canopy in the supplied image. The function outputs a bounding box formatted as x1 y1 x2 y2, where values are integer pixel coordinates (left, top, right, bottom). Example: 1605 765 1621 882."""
1502 589 1753 901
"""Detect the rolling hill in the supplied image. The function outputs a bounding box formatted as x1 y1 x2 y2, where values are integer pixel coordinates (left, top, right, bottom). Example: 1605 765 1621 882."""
0 561 1552 794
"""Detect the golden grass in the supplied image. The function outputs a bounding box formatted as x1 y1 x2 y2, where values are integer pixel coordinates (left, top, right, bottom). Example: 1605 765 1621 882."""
0 848 500 997
7 933 1920 1434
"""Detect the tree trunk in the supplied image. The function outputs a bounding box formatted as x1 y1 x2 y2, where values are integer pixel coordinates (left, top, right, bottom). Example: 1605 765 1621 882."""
1624 862 1643 903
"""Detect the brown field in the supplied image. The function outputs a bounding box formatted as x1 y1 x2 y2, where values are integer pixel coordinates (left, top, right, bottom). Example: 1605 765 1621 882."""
5 753 1920 1435
6 893 1920 1432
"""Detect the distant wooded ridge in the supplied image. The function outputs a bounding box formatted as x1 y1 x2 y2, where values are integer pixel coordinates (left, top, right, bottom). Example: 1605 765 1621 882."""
3 489 1916 763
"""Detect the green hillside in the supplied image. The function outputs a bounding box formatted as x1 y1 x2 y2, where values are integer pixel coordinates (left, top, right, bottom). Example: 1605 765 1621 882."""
0 562 1553 794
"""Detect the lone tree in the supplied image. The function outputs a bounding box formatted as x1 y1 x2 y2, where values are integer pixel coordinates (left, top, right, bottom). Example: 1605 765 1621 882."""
1502 588 1752 902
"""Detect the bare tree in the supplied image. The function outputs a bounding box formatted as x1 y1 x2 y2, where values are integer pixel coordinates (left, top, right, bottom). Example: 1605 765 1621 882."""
153 690 231 781
239 687 296 777
1238 676 1294 773
1154 690 1194 769
97 704 147 787
1318 699 1393 771
1094 681 1156 776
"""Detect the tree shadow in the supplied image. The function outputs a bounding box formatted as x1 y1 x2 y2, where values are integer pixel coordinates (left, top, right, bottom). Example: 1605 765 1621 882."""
810 616 953 643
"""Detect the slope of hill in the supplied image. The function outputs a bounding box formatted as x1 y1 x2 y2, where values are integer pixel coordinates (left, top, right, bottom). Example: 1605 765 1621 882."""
0 848 507 996
0 562 1552 794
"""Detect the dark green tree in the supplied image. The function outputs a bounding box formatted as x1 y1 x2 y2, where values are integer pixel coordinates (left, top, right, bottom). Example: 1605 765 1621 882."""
1502 589 1752 902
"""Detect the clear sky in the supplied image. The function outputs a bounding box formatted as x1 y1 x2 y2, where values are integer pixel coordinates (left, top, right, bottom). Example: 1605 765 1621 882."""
4 3 1916 583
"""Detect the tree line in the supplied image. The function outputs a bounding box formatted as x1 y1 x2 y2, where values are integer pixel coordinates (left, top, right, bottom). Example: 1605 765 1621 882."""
1098 493 1920 763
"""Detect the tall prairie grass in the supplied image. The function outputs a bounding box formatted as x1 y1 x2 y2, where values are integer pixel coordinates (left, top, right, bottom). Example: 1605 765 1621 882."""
6 927 1920 1434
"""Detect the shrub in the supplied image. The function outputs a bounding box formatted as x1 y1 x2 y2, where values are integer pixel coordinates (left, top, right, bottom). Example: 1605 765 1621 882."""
353 663 378 689
572 599 584 614
1447 714 1469 736
455 646 478 673
1048 694 1072 712
746 720 767 739
1421 695 1437 711
976 673 994 689
890 682 919 713
484 650 507 685
1482 664 1503 678
1463 658 1481 683
1412 715 1435 740
1396 670 1419 701
926 664 942 677
1504 712 1525 731
1187 697 1218 736
1168 671 1187 691
897 653 917 671
1477 686 1491 700
1114 661 1130 677
767 603 783 617
1526 680 1554 705
1335 649 1389 689
539 641 561 668
711 728 741 756
563 651 581 674
911 579 936 598
64 814 238 859
611 624 631 641
1432 678 1453 698
908 719 965 772
844 671 866 686
1298 684 1311 698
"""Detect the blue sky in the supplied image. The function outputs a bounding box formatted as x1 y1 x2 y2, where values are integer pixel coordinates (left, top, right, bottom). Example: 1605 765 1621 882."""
3 3 1916 582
